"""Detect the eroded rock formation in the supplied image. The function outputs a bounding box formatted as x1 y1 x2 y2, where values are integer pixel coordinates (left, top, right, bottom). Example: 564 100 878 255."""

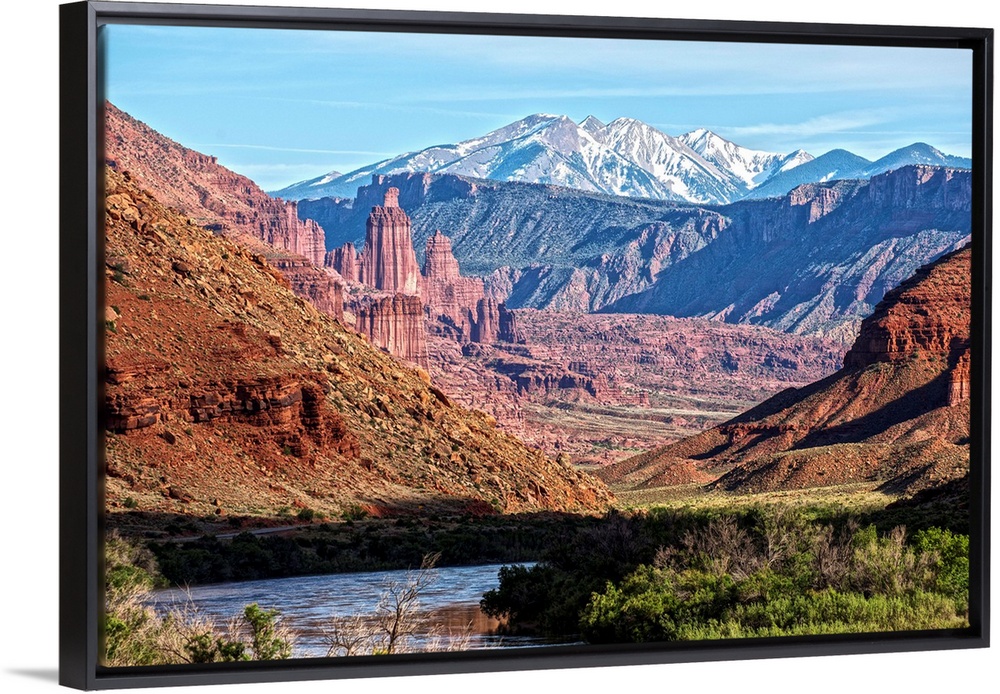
355 294 430 369
423 230 486 340
949 348 971 406
422 230 523 345
844 247 971 369
270 255 344 321
326 242 360 283
360 188 423 295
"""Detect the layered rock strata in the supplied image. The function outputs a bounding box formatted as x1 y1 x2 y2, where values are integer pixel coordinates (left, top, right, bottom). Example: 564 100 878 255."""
600 246 972 496
326 242 360 283
355 294 430 370
420 230 522 346
423 230 487 341
270 255 344 321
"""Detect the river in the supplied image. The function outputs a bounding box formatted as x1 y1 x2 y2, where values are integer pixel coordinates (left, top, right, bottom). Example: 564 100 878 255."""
147 563 545 658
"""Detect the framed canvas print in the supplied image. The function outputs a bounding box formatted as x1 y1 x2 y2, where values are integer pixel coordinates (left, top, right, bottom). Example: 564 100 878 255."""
59 0 991 690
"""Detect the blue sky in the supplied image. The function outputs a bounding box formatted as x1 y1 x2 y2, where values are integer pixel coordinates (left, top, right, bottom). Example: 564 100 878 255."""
101 23 972 190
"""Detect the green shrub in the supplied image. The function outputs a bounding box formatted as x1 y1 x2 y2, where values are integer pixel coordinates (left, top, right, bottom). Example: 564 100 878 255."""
242 603 293 660
911 527 969 611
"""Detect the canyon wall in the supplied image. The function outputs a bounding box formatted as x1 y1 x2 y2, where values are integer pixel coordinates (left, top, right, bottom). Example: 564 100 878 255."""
602 245 972 496
326 242 360 283
355 294 430 370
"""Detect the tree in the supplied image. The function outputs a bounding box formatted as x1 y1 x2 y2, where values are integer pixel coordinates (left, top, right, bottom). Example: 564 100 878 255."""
325 552 471 656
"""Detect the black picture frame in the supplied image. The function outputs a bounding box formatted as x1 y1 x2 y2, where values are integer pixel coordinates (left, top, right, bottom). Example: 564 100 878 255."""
59 1 992 690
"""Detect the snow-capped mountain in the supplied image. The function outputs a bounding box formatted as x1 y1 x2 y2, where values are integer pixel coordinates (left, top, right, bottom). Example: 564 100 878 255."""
583 117 740 204
270 114 969 205
743 149 872 200
272 113 795 204
433 114 675 201
679 128 814 190
275 114 703 202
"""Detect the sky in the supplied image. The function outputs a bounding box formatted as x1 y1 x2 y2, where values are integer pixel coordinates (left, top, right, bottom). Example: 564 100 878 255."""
101 23 973 190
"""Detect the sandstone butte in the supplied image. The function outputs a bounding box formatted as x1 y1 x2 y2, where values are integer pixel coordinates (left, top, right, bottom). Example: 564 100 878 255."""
423 229 486 341
598 245 972 496
328 190 523 360
422 229 524 344
103 166 613 523
359 187 423 296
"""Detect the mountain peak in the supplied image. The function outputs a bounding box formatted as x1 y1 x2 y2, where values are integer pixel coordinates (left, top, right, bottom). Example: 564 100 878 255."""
682 127 714 141
270 113 967 205
863 143 971 178
523 113 563 123
605 116 652 131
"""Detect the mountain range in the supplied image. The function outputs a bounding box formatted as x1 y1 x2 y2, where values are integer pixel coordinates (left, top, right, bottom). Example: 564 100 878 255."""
271 113 969 205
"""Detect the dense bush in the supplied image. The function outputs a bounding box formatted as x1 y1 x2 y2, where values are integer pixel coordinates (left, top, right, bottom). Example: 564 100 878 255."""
482 507 970 644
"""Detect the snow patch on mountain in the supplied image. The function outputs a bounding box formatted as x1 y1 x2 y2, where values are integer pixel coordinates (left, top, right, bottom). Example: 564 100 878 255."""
270 115 968 205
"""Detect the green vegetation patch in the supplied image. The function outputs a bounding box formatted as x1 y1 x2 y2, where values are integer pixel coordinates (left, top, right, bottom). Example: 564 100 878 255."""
481 505 970 643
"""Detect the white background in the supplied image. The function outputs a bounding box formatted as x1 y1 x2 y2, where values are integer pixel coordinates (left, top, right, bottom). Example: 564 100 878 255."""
1 1 995 692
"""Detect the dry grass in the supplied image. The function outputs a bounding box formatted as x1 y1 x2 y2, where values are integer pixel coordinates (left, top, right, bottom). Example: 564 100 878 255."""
612 481 896 514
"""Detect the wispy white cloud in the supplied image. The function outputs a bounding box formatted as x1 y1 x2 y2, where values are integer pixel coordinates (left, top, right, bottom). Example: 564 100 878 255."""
190 143 393 156
214 161 340 190
713 110 898 139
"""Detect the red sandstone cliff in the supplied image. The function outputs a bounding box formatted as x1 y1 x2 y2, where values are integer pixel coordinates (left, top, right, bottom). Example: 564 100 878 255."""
497 303 524 344
600 245 972 495
343 203 518 366
354 294 430 369
327 242 361 283
423 230 486 340
270 255 345 321
359 188 423 296
421 230 524 345
844 247 970 368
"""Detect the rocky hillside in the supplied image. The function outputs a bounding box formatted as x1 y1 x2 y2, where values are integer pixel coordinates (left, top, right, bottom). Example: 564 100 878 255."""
105 102 345 328
599 245 972 495
105 102 326 266
103 167 612 523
